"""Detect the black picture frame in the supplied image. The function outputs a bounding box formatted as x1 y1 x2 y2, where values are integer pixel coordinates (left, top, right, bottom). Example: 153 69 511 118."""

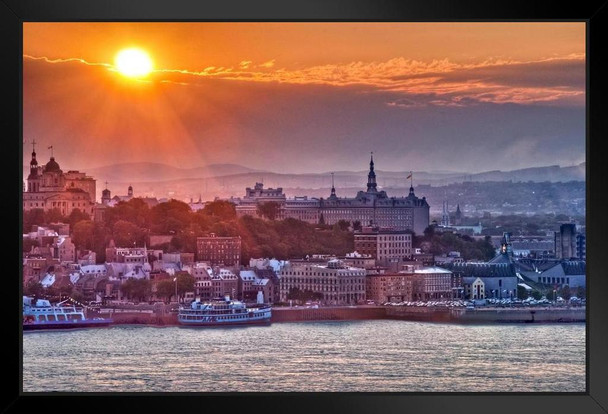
3 1 607 413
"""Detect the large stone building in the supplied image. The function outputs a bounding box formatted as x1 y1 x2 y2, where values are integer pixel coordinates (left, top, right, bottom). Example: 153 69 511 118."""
233 155 430 234
279 259 366 305
354 227 413 266
196 234 241 266
366 265 453 303
24 145 96 218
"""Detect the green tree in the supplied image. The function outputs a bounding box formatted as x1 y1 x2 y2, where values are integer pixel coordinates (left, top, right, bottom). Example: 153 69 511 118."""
24 280 44 297
44 208 66 224
72 220 95 250
23 209 45 233
68 208 91 229
256 201 281 220
203 200 236 221
156 279 176 303
530 290 542 300
559 285 572 301
576 286 586 299
112 220 143 247
176 272 195 302
335 220 350 232
517 285 529 299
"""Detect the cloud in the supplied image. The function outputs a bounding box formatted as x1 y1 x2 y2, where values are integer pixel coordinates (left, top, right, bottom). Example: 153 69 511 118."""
23 52 585 107
259 59 275 68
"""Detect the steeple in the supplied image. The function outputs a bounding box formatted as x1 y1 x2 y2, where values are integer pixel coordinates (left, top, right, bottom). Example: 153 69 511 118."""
407 171 414 196
29 139 38 178
101 181 111 205
366 152 377 193
329 172 337 200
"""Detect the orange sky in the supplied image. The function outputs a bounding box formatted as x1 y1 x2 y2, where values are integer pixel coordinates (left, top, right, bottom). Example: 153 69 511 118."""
23 23 586 173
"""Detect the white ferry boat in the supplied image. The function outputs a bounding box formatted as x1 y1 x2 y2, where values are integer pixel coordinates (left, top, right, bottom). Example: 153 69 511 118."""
178 295 271 327
23 296 112 331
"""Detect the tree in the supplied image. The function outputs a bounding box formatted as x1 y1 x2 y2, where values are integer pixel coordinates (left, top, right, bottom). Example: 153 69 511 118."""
203 200 236 221
156 279 176 303
72 220 95 250
352 220 362 231
517 285 529 299
68 208 91 229
318 213 325 225
423 225 435 238
176 272 195 302
44 208 66 224
530 290 542 300
23 209 45 233
256 201 281 220
112 220 143 247
576 286 586 299
24 280 44 297
334 220 350 232
559 285 571 301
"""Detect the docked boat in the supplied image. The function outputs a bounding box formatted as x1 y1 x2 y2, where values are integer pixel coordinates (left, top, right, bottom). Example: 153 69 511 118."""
178 295 271 327
23 296 112 331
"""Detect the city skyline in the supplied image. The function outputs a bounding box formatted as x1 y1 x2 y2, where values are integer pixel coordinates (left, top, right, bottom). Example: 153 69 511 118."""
23 22 585 174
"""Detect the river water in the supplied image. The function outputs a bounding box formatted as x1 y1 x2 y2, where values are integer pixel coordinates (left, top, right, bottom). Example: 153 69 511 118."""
22 320 585 392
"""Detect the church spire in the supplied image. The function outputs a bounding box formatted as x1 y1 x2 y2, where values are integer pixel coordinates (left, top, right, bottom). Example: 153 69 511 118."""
329 172 337 199
366 152 377 193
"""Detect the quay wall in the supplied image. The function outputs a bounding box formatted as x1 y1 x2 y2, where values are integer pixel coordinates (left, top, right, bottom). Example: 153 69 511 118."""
90 306 585 326
386 306 586 323
271 306 387 322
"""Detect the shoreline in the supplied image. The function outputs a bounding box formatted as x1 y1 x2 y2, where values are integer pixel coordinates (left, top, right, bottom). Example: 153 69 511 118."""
83 305 585 327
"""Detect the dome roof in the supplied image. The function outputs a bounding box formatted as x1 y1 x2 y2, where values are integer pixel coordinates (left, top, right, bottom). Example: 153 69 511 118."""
44 157 61 173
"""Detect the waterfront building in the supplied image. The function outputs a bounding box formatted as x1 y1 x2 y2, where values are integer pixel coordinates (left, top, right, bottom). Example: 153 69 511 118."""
238 269 278 303
529 261 586 289
365 265 453 303
463 277 486 299
24 145 96 218
279 259 366 305
233 155 430 234
354 227 413 266
446 262 518 299
196 234 241 266
211 268 239 299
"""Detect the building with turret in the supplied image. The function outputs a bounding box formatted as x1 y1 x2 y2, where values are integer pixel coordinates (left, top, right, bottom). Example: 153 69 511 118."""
23 144 96 218
234 154 430 234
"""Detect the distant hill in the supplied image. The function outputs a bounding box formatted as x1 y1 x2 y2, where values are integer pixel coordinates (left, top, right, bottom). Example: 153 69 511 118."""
22 161 585 202
78 162 261 183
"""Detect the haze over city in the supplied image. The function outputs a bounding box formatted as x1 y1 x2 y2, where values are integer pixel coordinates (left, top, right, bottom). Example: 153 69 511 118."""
23 22 585 174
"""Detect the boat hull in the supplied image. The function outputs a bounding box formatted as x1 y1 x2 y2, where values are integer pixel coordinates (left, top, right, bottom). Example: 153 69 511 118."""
23 319 113 331
178 318 271 327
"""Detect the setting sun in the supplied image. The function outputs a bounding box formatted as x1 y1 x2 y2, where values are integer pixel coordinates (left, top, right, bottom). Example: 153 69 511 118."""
114 48 153 78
